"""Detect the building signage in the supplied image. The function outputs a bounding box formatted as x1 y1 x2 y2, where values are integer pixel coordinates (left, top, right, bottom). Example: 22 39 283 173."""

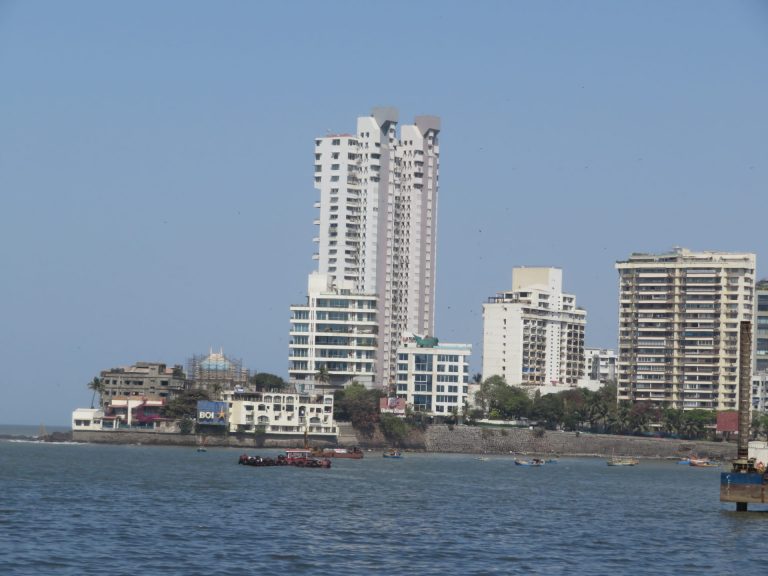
197 401 227 426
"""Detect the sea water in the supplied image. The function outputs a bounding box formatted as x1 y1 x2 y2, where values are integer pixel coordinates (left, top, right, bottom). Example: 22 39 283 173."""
1 440 766 575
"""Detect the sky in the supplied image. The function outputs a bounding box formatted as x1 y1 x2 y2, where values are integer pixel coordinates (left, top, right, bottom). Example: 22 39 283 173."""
1 0 766 425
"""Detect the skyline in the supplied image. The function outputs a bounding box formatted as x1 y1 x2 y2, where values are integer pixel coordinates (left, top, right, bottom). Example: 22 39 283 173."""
1 1 766 424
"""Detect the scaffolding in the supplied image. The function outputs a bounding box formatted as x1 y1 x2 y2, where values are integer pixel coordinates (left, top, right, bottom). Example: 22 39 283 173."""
187 348 249 394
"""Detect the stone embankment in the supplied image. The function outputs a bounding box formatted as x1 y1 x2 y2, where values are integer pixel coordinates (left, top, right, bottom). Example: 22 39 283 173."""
424 425 737 460
72 425 737 460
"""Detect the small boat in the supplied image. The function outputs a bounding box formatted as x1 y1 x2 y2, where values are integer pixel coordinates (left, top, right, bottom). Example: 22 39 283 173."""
477 456 490 462
607 456 639 466
689 458 720 468
514 458 544 467
383 449 403 459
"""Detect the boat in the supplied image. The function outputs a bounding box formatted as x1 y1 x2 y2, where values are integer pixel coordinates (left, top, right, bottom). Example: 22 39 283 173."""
607 456 639 466
689 458 720 468
311 446 364 459
514 458 544 466
238 449 331 469
383 449 403 459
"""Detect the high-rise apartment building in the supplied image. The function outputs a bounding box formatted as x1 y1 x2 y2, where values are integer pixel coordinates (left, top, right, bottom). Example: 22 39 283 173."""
755 280 768 373
289 272 377 392
616 248 756 410
482 267 586 389
303 108 440 390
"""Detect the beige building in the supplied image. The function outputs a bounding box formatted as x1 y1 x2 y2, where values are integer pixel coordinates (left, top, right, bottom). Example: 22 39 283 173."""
99 362 187 407
616 248 756 410
482 267 586 390
224 390 337 437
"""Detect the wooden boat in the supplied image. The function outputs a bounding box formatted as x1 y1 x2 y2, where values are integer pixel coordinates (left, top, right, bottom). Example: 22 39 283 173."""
238 449 331 469
383 449 403 459
311 446 364 459
514 458 544 467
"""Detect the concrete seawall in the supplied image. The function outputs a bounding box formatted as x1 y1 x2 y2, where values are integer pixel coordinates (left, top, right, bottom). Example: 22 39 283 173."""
424 425 737 460
73 425 737 460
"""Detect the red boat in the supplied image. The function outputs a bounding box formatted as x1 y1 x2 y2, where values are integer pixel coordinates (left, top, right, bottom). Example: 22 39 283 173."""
238 449 331 469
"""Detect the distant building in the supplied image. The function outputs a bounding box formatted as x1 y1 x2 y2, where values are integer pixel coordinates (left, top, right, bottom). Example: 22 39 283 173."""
755 280 768 373
394 334 471 416
289 272 378 393
752 372 768 413
306 108 441 389
616 248 756 410
584 347 617 384
72 408 104 431
187 349 248 397
99 362 186 407
482 267 586 390
224 390 337 437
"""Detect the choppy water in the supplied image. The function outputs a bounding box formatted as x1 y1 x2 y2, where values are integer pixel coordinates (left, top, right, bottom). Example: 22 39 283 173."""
1 441 766 575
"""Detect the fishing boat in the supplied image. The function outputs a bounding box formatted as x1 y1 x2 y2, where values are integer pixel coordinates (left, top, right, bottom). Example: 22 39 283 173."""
383 449 403 459
238 449 331 469
514 458 544 467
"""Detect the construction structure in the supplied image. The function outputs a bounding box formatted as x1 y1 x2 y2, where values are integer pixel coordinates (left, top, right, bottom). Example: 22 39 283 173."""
187 348 249 397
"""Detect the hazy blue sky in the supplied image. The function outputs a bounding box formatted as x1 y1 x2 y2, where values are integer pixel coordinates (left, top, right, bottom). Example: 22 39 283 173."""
1 1 766 425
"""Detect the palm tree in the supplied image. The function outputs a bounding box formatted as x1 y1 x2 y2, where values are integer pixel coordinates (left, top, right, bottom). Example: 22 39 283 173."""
315 365 330 389
87 377 105 409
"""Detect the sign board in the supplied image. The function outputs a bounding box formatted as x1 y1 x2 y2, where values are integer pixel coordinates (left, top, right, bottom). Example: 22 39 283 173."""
197 401 227 426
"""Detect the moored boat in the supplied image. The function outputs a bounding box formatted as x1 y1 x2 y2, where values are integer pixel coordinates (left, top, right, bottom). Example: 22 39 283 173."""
238 449 331 469
311 446 364 459
383 449 403 459
514 458 544 466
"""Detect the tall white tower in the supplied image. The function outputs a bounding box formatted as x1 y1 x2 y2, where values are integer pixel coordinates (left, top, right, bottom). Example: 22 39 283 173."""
309 108 440 390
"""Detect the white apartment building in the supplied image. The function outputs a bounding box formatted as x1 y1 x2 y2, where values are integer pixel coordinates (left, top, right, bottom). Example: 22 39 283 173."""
616 248 756 410
752 372 768 413
483 267 586 390
224 390 337 437
310 108 440 390
584 347 618 384
289 272 377 392
394 334 471 416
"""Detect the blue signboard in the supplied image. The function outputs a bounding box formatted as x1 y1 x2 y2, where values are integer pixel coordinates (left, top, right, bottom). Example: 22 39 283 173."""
197 401 227 426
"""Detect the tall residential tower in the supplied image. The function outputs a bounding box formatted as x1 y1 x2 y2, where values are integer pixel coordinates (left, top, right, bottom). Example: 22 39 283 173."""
482 267 586 389
291 108 440 391
616 248 756 410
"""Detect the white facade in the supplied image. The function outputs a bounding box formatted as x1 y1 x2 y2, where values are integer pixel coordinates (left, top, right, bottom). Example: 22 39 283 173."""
225 390 337 437
752 372 768 413
616 248 756 410
310 108 440 389
395 334 471 415
482 267 586 389
289 272 377 392
584 347 618 384
72 408 104 430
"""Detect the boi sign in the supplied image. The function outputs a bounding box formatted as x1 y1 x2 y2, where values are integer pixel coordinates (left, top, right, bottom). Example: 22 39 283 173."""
196 401 227 426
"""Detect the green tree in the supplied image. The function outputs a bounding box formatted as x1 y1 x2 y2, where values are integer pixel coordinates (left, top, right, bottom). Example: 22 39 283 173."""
315 366 330 388
249 372 286 392
333 382 385 437
379 413 410 446
87 376 105 409
162 390 211 419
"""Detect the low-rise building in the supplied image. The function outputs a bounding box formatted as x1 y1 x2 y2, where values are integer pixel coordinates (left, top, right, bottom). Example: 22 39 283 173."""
72 408 104 431
394 334 471 416
584 347 617 384
223 390 337 437
99 362 187 407
752 372 768 412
